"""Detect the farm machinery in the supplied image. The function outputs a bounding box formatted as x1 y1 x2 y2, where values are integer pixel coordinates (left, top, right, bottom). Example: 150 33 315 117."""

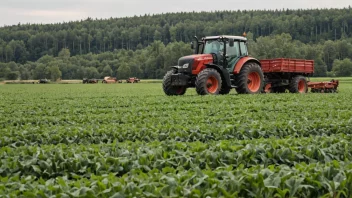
83 78 98 84
308 79 339 93
102 76 121 83
83 76 122 84
82 76 140 84
162 35 339 95
126 77 140 83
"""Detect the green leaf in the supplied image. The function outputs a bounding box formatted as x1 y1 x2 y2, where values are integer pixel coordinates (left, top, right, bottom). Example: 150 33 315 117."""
264 175 281 188
31 165 41 174
285 177 304 198
110 192 126 198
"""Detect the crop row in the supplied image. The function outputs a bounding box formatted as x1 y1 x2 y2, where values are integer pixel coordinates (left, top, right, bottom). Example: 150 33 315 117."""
2 94 352 127
1 119 351 147
2 86 352 131
1 134 351 179
1 161 352 198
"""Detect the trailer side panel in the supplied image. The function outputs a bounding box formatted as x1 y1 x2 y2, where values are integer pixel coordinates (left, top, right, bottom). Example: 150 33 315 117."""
260 58 314 75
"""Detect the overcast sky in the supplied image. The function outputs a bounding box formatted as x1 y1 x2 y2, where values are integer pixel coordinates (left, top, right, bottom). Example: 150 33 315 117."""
0 0 350 26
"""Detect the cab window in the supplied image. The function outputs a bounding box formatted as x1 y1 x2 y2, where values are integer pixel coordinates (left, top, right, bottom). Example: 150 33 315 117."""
239 42 248 56
203 40 224 54
226 41 239 58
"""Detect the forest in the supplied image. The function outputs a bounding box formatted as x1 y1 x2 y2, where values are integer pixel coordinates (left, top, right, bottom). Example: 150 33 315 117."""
0 7 352 80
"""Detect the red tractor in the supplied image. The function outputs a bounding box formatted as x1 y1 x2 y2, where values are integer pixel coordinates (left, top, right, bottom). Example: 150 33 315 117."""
162 35 337 95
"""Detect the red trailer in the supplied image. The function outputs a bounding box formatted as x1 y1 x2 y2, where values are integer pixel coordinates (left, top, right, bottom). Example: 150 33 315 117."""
261 58 338 93
261 59 314 74
260 58 314 93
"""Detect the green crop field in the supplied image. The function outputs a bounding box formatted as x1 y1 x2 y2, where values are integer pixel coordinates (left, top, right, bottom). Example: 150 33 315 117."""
1 79 352 197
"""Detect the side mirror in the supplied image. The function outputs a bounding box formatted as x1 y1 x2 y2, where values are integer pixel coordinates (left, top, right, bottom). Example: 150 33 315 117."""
229 39 234 47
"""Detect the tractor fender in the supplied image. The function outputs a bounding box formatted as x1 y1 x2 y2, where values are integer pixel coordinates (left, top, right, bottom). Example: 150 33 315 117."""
205 64 231 88
233 57 261 74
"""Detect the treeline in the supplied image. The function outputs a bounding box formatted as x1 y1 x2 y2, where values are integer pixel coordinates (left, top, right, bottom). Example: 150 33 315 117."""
1 33 352 81
0 7 352 64
0 41 192 80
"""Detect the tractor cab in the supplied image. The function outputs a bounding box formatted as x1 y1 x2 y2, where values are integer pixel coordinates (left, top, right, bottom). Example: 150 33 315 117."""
192 35 248 72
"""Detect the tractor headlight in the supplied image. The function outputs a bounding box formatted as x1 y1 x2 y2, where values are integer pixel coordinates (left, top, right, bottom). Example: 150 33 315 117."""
183 63 189 68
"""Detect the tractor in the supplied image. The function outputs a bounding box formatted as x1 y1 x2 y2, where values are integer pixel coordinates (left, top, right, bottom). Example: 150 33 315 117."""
162 35 265 95
162 35 325 95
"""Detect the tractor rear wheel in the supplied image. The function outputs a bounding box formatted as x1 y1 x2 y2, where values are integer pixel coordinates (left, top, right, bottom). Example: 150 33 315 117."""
195 68 222 95
289 75 308 93
162 69 187 96
235 62 264 94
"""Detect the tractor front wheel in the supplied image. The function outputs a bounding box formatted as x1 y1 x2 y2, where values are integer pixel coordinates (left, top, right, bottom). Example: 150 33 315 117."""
289 75 308 93
195 68 222 95
162 69 187 96
235 62 264 94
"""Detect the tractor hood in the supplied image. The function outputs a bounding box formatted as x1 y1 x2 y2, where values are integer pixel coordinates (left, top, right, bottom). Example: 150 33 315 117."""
178 54 213 66
177 54 213 73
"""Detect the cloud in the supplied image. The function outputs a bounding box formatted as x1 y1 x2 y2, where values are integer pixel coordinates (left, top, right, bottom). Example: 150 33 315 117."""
18 9 87 18
0 0 351 26
0 7 88 25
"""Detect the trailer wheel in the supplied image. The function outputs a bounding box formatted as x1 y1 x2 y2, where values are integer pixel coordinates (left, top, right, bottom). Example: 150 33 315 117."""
195 68 222 95
162 69 187 96
235 62 264 94
289 75 308 93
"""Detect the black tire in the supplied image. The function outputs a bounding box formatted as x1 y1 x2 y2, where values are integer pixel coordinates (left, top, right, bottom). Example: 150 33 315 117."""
235 62 264 94
289 75 308 93
195 68 222 95
219 86 231 95
162 69 187 96
272 86 286 93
